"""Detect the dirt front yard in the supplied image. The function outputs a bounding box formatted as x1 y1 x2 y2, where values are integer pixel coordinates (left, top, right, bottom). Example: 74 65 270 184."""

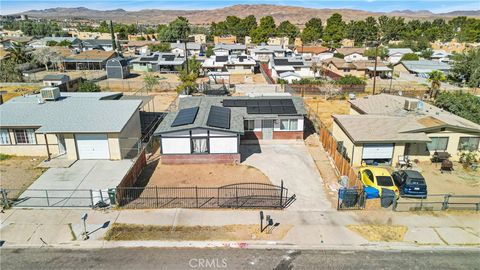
0 155 46 198
138 160 271 188
417 161 480 195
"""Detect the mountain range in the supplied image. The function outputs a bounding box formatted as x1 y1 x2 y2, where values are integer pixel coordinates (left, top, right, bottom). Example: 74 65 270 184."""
11 5 480 25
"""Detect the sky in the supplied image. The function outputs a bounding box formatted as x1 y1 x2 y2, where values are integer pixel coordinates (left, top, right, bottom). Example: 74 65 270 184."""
1 0 479 15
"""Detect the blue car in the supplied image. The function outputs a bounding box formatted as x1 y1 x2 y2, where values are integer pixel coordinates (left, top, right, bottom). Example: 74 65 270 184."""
391 170 428 198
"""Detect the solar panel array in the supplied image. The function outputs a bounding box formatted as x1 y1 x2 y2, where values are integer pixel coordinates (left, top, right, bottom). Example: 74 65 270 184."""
139 55 159 62
222 99 297 115
215 56 228 62
273 58 304 66
206 106 231 129
171 107 199 127
161 55 175 61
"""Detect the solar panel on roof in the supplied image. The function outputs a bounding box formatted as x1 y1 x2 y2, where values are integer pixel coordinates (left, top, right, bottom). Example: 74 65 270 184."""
269 99 283 106
139 55 159 62
282 106 297 114
246 100 259 106
258 100 270 106
259 106 272 114
281 99 294 106
162 55 175 61
207 106 231 129
271 106 284 114
171 107 199 127
247 106 260 114
216 56 228 62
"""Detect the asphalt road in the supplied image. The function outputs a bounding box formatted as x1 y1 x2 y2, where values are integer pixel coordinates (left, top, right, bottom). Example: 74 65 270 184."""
1 248 479 270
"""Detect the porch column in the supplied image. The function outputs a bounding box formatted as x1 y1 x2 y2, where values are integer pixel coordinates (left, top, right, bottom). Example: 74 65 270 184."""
44 134 51 161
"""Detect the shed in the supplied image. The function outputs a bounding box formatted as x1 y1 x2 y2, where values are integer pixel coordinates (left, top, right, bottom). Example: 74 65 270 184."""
106 57 130 79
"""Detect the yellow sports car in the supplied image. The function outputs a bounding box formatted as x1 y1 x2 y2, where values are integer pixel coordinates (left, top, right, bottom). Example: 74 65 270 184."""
358 167 399 197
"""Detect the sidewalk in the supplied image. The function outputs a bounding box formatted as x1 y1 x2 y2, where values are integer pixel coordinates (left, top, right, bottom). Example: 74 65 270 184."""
1 208 479 250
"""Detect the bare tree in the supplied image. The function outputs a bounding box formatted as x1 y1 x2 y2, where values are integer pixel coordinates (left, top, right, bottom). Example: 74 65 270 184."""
31 47 57 71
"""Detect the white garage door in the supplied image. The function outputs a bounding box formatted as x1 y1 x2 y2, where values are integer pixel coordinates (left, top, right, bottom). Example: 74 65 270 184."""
362 143 394 159
76 134 110 159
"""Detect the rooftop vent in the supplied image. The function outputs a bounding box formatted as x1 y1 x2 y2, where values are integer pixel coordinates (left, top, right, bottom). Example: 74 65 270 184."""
404 100 418 111
40 87 61 101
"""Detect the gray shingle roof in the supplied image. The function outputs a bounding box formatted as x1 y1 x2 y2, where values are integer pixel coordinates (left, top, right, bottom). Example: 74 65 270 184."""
43 74 69 81
155 96 306 134
0 92 141 133
399 60 451 73
170 42 201 50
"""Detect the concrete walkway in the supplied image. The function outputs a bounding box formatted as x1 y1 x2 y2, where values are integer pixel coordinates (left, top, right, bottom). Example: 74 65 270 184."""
1 208 479 249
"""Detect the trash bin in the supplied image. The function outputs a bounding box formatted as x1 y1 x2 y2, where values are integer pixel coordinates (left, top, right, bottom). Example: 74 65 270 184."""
108 188 116 205
381 188 395 208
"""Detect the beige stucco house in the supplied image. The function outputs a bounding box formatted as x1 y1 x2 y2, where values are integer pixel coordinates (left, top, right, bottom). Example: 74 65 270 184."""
0 88 146 160
332 94 480 167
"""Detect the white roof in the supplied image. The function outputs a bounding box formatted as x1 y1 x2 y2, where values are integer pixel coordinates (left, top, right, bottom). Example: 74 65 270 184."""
279 72 301 78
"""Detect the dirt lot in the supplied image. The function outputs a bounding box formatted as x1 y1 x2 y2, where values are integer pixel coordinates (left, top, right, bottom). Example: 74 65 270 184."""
197 73 267 85
416 161 480 195
122 91 178 112
28 70 104 81
0 85 41 102
139 161 271 187
98 72 180 92
104 223 291 241
0 155 46 198
304 97 352 130
347 224 408 242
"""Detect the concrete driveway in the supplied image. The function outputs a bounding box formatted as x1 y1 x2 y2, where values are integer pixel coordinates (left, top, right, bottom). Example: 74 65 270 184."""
241 142 330 211
14 160 133 208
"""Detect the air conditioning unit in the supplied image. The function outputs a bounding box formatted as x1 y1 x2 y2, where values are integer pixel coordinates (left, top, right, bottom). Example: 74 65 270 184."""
404 100 418 111
40 87 61 101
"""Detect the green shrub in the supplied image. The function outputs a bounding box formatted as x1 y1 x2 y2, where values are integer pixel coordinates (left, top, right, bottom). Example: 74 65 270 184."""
336 75 366 85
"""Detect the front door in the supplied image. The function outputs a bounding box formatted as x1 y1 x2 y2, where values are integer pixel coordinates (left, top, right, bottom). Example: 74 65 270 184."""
57 134 66 155
262 120 274 140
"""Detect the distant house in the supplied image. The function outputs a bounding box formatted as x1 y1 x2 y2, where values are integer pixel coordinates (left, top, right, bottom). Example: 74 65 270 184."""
387 48 413 64
249 44 286 62
189 34 207 44
0 36 34 49
0 90 145 160
269 56 314 80
62 50 117 70
322 58 391 79
29 37 80 48
267 37 289 48
279 72 302 83
214 36 237 45
154 95 306 164
431 50 452 62
42 74 70 86
294 46 333 61
394 60 451 76
202 55 256 74
106 57 130 79
131 53 185 73
332 94 480 166
213 43 247 56
170 42 203 57
81 39 115 51
335 47 367 62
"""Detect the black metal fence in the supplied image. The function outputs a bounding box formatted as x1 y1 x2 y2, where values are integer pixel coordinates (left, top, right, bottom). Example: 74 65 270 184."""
393 194 480 212
117 182 296 209
337 188 366 210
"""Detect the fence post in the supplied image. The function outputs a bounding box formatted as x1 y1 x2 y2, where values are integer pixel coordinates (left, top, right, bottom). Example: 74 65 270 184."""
45 190 50 207
1 189 10 209
195 186 199 208
99 189 104 203
156 186 159 208
442 194 451 210
392 198 397 211
280 180 284 208
89 189 94 209
236 186 239 208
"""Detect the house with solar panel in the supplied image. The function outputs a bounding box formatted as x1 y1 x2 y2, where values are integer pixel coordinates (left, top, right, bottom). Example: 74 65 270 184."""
154 96 306 164
202 55 256 75
269 56 315 81
131 53 186 72
213 43 247 56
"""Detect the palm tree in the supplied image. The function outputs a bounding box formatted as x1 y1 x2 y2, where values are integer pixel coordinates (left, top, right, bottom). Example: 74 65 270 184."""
428 70 446 99
6 42 29 64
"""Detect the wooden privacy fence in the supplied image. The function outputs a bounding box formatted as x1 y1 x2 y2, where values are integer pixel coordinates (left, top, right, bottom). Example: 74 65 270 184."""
306 104 362 188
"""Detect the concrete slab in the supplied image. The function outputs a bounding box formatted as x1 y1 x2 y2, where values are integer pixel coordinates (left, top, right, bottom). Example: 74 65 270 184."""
404 227 444 245
241 144 330 211
27 224 73 245
0 209 70 225
0 224 38 245
435 227 480 245
14 160 132 208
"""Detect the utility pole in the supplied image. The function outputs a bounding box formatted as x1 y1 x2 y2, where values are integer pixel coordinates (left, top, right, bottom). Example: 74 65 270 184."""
184 39 189 74
372 41 379 95
109 20 117 52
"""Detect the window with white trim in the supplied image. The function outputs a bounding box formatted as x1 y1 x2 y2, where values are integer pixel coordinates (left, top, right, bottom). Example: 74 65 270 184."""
458 137 480 151
14 129 36 144
280 119 299 131
427 137 448 151
0 129 10 145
